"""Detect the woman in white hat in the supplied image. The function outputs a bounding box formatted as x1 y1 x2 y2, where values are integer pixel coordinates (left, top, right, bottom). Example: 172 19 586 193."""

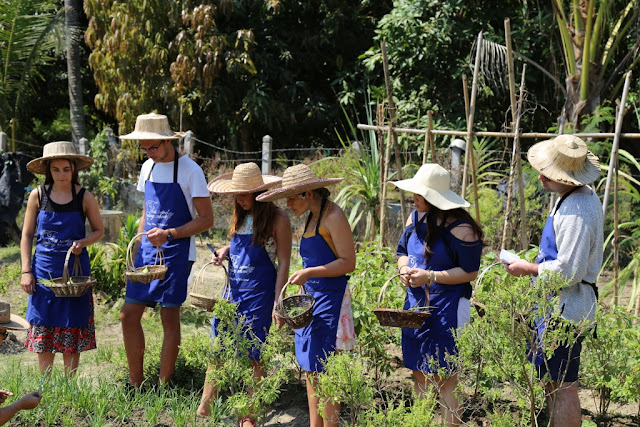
256 164 356 427
20 141 104 374
389 163 483 427
197 163 291 425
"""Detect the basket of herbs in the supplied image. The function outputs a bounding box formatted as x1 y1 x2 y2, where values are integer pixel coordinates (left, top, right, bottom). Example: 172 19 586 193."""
373 273 431 328
124 232 168 284
189 261 230 311
275 282 315 329
40 246 96 297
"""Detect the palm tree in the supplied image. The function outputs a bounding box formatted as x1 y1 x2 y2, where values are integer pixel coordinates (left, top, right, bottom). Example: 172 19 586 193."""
64 0 85 145
553 0 639 125
0 0 64 135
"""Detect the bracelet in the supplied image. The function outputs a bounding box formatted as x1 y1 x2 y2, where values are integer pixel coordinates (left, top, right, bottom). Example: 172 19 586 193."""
21 271 32 274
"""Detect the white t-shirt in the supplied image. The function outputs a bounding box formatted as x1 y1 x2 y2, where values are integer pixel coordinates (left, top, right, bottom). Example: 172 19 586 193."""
137 155 211 261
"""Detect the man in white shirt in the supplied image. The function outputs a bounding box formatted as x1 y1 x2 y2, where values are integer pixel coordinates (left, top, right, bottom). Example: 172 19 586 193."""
120 113 213 387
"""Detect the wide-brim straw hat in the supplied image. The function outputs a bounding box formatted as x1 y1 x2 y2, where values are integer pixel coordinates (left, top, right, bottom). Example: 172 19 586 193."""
27 141 93 175
256 164 343 202
389 163 470 211
208 162 282 195
0 301 30 331
119 113 180 140
528 135 600 186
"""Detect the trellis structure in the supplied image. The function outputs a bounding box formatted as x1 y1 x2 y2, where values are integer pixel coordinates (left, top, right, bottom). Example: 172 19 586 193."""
360 20 640 307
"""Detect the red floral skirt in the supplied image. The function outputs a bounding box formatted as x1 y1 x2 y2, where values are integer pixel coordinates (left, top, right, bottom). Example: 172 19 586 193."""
26 315 96 355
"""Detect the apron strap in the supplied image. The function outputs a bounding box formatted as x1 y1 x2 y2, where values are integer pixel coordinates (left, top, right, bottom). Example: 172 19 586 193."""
304 196 328 234
146 149 180 183
552 186 581 215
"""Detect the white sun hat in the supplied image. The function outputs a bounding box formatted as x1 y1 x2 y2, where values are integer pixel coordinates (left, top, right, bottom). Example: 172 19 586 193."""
527 135 600 186
388 163 470 211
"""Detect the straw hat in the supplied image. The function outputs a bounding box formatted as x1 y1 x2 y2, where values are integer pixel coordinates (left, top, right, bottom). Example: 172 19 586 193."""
119 113 180 140
208 162 282 195
26 141 93 175
389 163 470 211
0 301 30 331
528 135 600 186
256 164 343 202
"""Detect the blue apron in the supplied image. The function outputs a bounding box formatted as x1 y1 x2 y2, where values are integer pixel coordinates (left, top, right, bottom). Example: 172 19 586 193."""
212 229 277 361
530 187 580 366
295 200 348 373
27 185 91 328
126 153 192 304
402 210 471 372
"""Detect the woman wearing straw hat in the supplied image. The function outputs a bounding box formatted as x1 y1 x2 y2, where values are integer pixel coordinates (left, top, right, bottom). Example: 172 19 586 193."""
257 164 356 427
197 163 291 424
389 163 483 427
505 135 602 427
20 141 104 374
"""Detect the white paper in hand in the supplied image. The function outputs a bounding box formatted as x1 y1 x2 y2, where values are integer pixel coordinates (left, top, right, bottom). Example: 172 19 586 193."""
500 249 520 264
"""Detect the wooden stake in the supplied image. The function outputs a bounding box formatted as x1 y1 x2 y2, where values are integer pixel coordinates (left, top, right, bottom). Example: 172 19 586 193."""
381 41 407 227
462 32 483 224
603 71 632 217
501 65 527 250
377 103 386 243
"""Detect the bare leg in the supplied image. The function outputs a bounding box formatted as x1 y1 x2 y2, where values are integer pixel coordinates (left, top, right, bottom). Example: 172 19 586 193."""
306 372 340 427
546 381 580 427
37 352 55 374
62 353 80 376
412 370 428 397
428 373 462 427
120 302 146 387
197 366 218 417
159 306 181 385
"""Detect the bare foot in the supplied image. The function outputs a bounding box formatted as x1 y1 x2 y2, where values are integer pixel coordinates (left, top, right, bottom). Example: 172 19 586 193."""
241 417 256 426
196 403 210 418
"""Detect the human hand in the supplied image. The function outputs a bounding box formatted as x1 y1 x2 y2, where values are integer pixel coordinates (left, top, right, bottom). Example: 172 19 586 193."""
272 307 286 329
146 227 166 247
20 271 36 295
288 269 310 287
504 259 536 277
0 390 13 404
405 268 429 288
212 246 229 265
17 391 41 410
71 240 83 255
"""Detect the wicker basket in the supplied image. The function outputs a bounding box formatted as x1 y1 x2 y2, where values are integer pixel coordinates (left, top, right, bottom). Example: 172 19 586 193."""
275 282 315 329
42 247 96 297
124 232 168 284
373 274 431 328
189 261 230 311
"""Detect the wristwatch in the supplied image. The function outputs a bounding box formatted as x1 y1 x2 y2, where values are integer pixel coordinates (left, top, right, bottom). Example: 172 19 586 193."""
167 230 174 242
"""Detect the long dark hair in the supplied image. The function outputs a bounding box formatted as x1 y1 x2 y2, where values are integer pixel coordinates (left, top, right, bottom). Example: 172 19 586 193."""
44 159 79 186
424 203 484 259
229 192 278 246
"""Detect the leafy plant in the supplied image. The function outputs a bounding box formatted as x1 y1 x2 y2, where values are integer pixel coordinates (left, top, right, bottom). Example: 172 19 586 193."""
316 351 374 426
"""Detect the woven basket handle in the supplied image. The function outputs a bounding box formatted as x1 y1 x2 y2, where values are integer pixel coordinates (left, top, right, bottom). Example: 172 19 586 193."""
377 273 431 310
125 232 165 272
61 246 75 284
193 261 230 299
276 282 306 309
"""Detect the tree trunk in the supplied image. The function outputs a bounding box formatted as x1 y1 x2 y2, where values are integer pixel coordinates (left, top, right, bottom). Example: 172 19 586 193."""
65 0 86 145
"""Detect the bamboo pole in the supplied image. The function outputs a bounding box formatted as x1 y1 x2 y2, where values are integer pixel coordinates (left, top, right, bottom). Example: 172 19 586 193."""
501 65 527 251
422 110 436 164
462 75 470 122
613 142 619 306
603 71 633 217
381 41 407 226
379 124 393 246
462 32 483 224
355 124 640 140
377 103 386 242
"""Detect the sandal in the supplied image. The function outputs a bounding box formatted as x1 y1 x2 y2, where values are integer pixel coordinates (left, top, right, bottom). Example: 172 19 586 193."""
241 417 256 426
